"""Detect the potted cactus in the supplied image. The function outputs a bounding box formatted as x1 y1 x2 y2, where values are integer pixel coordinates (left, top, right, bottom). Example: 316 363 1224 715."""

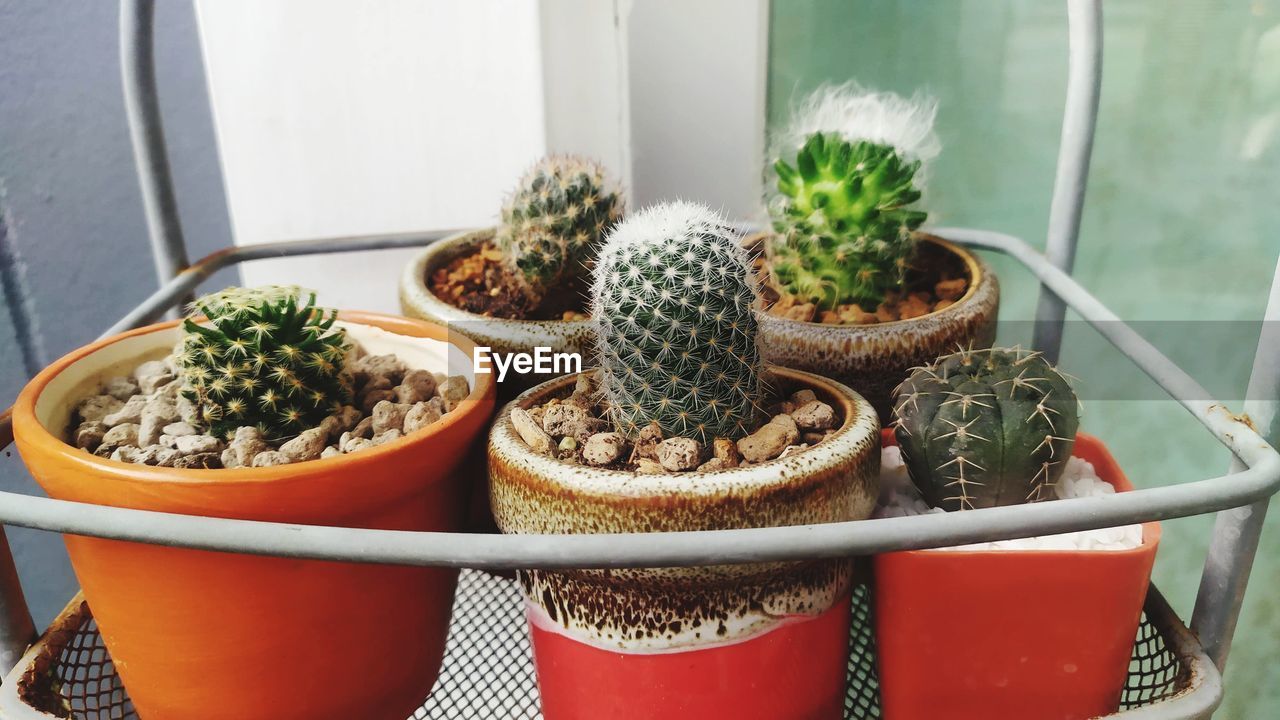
756 84 999 421
401 154 625 393
12 286 496 720
489 202 881 720
873 348 1160 720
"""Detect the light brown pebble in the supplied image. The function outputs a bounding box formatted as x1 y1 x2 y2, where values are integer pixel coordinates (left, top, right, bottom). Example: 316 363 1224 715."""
438 375 470 412
173 452 222 470
802 432 827 445
582 432 626 466
789 389 817 406
104 377 139 401
77 395 124 423
163 422 198 437
74 422 107 451
251 450 292 467
321 446 341 459
372 400 412 435
223 427 268 468
174 435 224 456
712 438 741 468
353 354 407 386
697 458 727 472
134 447 182 467
657 437 703 472
511 407 554 455
542 403 591 439
557 436 578 458
372 429 403 446
631 422 663 462
394 369 438 404
635 458 666 474
138 415 165 448
102 423 140 447
359 388 396 414
403 401 443 434
103 396 147 426
110 445 141 463
350 416 374 439
279 428 327 462
736 414 799 463
342 437 374 454
134 360 175 394
144 395 180 423
791 400 836 431
330 405 363 433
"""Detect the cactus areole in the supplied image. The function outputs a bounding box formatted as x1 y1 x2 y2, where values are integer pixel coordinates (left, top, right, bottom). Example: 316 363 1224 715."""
177 286 353 442
892 347 1080 511
497 155 625 303
591 201 763 443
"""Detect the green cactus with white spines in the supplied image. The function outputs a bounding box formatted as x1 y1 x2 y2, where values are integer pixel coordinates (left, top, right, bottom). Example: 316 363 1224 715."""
892 347 1080 511
497 155 625 302
767 85 939 312
177 286 352 442
591 201 763 442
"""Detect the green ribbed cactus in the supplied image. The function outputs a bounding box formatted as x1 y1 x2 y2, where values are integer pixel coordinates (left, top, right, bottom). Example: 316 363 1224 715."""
497 155 625 302
177 286 352 441
767 85 938 312
892 347 1080 511
591 201 763 442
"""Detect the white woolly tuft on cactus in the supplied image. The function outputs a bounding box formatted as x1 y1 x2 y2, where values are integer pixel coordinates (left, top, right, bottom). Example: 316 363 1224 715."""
772 82 941 173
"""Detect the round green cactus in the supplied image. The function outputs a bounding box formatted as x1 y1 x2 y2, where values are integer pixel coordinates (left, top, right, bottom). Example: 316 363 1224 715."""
767 85 939 312
892 347 1080 511
177 286 352 441
591 201 763 442
497 155 625 302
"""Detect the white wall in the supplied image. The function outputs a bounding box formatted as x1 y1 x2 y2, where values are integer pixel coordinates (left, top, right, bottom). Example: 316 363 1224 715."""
195 0 549 312
195 0 767 311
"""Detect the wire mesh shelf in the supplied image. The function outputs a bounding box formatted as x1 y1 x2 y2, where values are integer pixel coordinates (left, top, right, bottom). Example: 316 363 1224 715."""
0 570 1219 720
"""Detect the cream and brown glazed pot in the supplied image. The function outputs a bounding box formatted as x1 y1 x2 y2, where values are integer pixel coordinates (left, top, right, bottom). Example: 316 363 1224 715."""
400 228 595 400
759 235 999 422
489 366 879 719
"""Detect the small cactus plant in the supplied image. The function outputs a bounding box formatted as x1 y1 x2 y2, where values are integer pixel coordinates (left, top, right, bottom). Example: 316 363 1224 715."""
767 85 939 312
591 201 763 442
176 286 352 442
892 347 1080 511
496 155 625 303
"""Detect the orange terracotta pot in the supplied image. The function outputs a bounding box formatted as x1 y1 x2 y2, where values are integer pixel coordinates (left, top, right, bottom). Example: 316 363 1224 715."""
873 430 1160 720
12 312 496 720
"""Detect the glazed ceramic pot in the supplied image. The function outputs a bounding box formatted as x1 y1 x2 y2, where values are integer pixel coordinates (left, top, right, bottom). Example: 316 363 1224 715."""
12 313 496 720
874 430 1160 720
758 235 1000 422
489 367 880 720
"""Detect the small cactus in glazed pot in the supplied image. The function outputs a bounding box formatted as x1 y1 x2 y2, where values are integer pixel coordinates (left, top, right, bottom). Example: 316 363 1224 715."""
497 155 626 304
591 201 764 443
892 347 1080 511
177 285 353 442
766 84 940 313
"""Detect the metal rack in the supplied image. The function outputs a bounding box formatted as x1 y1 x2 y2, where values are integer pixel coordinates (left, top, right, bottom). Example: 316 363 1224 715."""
1 1 1277 717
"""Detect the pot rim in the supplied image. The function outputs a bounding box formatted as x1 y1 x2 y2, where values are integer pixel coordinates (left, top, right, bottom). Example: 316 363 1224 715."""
400 228 596 330
12 311 496 486
489 365 879 498
757 233 989 329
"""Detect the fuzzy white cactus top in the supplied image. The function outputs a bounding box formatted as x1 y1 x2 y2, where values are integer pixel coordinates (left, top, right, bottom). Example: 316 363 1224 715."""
770 82 942 173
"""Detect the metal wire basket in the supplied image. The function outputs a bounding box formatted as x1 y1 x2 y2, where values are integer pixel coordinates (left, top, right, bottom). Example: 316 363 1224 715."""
0 570 1220 720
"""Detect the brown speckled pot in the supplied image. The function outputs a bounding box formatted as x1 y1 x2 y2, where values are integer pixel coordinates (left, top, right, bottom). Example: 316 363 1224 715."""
489 367 879 719
758 235 999 423
399 228 596 401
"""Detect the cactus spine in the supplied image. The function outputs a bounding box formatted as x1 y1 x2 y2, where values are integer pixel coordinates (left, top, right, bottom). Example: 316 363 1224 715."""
497 155 625 302
767 85 939 312
892 347 1080 511
177 286 352 441
591 201 763 442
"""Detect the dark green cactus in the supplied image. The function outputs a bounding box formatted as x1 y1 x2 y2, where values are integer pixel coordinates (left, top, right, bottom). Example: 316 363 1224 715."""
177 286 352 441
497 155 625 302
892 347 1080 511
770 133 926 312
591 201 763 442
